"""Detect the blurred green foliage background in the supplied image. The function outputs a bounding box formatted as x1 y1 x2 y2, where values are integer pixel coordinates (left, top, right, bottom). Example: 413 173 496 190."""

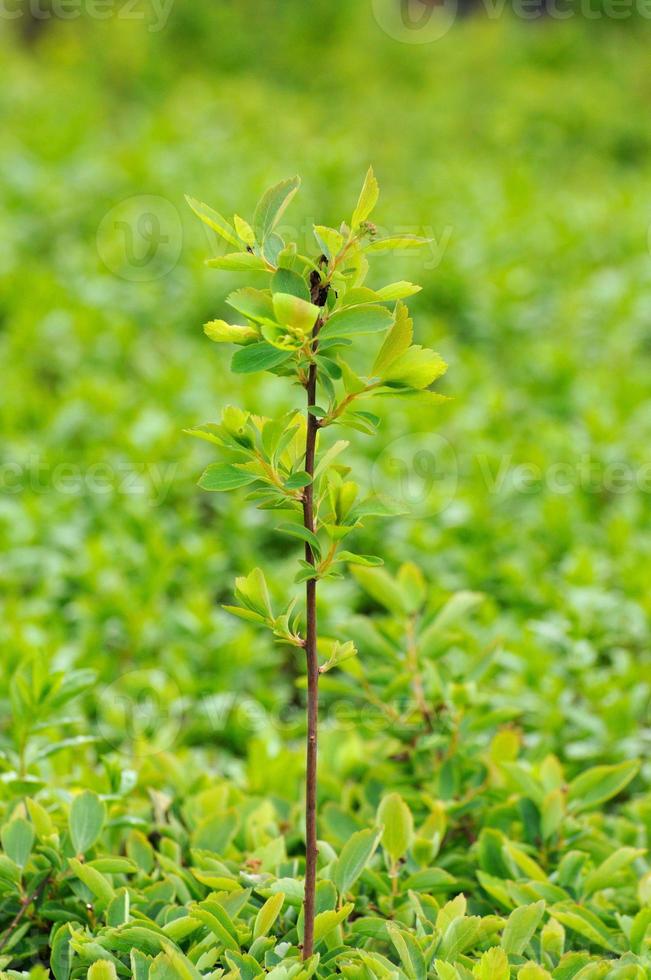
1 0 650 786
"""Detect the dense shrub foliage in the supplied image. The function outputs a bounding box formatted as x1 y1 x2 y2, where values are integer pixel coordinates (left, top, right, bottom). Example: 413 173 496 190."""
1 4 650 976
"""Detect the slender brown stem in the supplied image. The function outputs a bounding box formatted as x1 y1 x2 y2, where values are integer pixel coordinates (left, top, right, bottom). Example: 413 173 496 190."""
302 276 328 960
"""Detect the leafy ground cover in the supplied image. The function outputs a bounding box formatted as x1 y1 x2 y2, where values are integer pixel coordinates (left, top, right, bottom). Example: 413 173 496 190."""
1 3 650 975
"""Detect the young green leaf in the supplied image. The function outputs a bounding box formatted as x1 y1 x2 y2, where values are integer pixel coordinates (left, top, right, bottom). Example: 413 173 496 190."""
366 235 432 252
86 963 119 980
351 166 379 229
198 463 257 491
567 760 639 812
69 790 106 855
372 301 413 375
204 320 258 345
253 176 301 243
272 267 310 300
185 195 240 247
313 902 354 943
501 901 545 955
333 827 382 896
231 342 293 374
272 292 320 333
1 817 34 868
253 892 285 940
377 793 414 864
206 252 268 272
321 305 393 339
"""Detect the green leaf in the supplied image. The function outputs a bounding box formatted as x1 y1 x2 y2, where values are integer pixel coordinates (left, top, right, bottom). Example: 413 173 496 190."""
1 817 34 868
233 213 255 246
314 440 349 477
314 224 345 259
630 907 651 955
204 319 258 344
253 176 300 242
185 195 240 247
567 760 639 812
548 902 621 952
226 287 275 322
372 300 413 375
375 281 422 301
276 522 322 559
501 901 545 955
435 964 461 980
386 921 426 980
149 946 203 980
321 305 393 339
313 902 354 943
231 342 292 374
437 894 467 932
88 857 136 874
338 551 383 566
366 235 432 252
69 858 115 905
272 292 320 333
51 923 75 980
198 463 257 491
87 963 118 980
473 947 509 980
253 891 285 940
206 252 268 272
517 967 552 980
582 847 644 897
380 345 448 390
377 792 414 864
106 888 130 927
130 950 151 980
438 916 482 959
190 899 240 952
333 827 382 896
319 638 357 673
234 568 273 619
69 790 106 855
26 798 55 840
272 267 310 301
352 166 379 228
285 471 312 490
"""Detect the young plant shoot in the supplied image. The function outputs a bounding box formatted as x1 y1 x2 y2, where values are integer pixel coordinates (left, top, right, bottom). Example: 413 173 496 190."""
186 170 448 958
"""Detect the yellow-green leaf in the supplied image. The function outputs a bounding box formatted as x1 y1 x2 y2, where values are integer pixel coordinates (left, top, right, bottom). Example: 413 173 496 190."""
204 320 258 345
378 792 414 864
185 195 240 247
313 902 354 943
352 166 379 228
372 301 413 375
253 891 285 939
